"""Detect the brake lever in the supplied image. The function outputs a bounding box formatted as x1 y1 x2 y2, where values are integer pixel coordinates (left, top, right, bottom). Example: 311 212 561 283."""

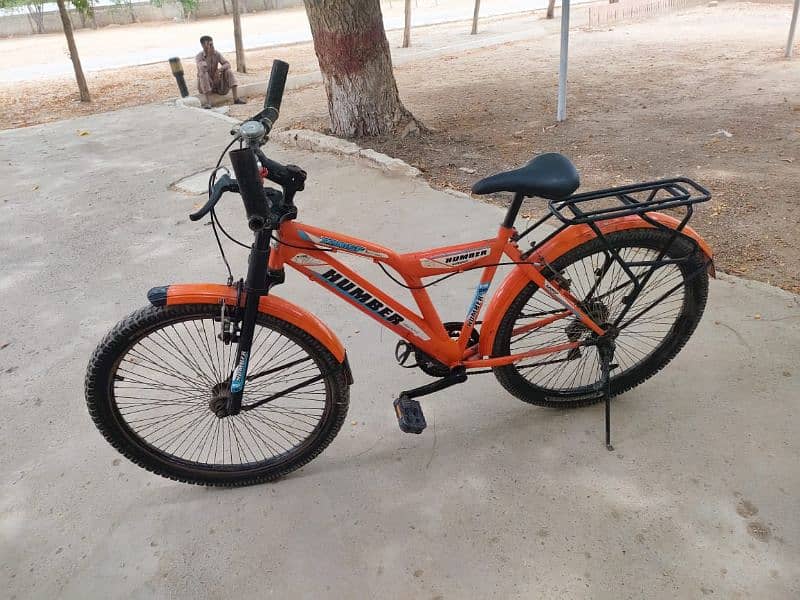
189 174 239 221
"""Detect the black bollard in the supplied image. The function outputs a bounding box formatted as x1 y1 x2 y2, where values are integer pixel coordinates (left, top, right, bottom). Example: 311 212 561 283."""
168 57 189 98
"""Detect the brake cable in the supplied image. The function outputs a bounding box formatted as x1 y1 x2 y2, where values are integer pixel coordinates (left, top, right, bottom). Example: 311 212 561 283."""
206 136 247 283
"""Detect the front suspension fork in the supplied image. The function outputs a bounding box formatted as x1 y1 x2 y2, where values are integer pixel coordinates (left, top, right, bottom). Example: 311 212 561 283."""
226 227 273 415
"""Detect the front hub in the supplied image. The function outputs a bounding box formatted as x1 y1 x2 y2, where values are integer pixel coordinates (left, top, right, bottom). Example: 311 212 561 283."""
209 380 233 418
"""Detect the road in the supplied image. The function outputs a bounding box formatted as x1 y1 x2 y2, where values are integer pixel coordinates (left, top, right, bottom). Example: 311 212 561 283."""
0 0 594 82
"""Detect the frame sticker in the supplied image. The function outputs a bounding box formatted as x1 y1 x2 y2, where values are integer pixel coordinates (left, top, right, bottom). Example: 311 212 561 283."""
300 264 429 341
297 230 388 259
420 246 490 269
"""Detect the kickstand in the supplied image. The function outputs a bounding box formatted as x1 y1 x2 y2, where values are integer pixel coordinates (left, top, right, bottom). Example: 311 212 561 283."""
597 341 617 451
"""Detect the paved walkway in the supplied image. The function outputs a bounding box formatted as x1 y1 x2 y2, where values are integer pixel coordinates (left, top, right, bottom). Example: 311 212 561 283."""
0 103 798 598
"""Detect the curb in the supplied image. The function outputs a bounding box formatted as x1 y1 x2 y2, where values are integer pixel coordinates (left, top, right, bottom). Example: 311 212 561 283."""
178 72 323 108
174 101 423 180
176 97 241 126
270 129 422 179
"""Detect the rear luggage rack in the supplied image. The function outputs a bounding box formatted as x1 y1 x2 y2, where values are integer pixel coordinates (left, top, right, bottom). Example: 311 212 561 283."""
548 177 711 226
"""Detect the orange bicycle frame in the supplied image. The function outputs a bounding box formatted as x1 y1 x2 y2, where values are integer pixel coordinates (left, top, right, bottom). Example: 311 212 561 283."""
268 220 614 372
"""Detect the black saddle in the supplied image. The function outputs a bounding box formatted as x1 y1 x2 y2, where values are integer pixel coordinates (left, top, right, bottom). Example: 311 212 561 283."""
471 153 580 200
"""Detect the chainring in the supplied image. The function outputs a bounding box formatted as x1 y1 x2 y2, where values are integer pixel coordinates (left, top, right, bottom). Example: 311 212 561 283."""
415 321 479 377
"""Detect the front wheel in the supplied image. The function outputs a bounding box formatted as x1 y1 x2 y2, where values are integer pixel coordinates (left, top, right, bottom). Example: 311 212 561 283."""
85 304 350 486
492 228 709 408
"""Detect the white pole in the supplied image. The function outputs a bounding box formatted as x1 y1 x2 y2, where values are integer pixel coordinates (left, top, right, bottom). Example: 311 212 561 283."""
787 0 799 58
557 0 570 121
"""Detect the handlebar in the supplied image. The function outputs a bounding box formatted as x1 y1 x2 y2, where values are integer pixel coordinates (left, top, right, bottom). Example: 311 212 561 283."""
189 60 302 227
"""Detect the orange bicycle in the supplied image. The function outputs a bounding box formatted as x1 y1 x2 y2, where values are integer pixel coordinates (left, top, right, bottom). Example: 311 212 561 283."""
86 61 714 486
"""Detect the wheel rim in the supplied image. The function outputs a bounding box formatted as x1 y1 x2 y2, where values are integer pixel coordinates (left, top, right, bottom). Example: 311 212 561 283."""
110 313 330 470
509 244 688 394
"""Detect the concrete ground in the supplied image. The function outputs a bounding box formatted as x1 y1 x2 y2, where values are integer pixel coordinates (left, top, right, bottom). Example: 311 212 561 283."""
0 103 798 599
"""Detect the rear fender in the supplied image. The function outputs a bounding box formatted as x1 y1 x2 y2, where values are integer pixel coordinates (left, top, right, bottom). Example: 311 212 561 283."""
478 214 714 358
147 283 349 372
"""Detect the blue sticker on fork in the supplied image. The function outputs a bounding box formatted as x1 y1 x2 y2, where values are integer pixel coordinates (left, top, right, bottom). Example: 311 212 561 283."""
231 350 250 393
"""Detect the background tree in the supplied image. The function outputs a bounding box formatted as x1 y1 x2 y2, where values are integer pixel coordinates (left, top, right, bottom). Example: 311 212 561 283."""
72 0 97 29
177 0 197 19
232 0 246 72
55 0 90 101
402 0 411 47
302 0 422 137
471 0 480 34
547 0 555 19
26 0 45 34
149 0 197 21
0 0 49 34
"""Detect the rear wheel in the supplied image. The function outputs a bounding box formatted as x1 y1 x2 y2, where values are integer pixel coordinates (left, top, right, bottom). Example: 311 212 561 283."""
85 304 350 486
492 229 709 407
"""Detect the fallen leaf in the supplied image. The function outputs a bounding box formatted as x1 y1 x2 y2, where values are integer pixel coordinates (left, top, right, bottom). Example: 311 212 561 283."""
781 158 794 163
753 314 762 320
78 130 90 136
32 184 39 191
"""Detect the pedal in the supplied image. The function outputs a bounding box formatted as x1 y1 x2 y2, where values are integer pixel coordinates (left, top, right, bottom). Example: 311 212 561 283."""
393 395 427 434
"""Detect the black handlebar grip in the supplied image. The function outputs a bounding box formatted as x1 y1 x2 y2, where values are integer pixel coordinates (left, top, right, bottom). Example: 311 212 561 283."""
264 60 289 116
230 148 271 230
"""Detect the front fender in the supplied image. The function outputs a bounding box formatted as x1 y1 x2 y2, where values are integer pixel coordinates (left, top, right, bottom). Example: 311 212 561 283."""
478 214 714 358
147 283 348 366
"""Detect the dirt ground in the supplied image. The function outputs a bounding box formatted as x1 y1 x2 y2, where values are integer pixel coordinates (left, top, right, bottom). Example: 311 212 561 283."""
3 1 799 293
236 1 800 293
0 43 320 129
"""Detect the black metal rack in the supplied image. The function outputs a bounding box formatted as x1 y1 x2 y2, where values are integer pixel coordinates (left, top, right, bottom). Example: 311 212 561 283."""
547 177 711 226
516 177 711 257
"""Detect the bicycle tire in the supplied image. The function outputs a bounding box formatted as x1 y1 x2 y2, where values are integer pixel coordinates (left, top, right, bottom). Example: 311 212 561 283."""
492 228 709 408
85 303 350 486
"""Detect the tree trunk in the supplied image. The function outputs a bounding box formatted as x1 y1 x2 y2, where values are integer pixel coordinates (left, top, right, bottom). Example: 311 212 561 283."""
303 0 422 137
27 4 46 34
127 0 137 23
232 0 246 73
222 0 228 15
56 0 91 102
402 0 411 48
547 0 555 19
471 0 480 35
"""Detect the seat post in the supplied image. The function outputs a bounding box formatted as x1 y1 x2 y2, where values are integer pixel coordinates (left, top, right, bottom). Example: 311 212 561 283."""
502 192 525 228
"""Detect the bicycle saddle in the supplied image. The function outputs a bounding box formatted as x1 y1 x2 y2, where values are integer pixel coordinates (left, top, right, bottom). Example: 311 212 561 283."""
471 152 580 200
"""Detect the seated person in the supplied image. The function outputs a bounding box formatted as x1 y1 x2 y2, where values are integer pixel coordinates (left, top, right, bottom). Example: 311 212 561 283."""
196 35 246 109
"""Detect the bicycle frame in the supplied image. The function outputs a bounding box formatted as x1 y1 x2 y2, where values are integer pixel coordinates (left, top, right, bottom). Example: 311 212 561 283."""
268 219 606 371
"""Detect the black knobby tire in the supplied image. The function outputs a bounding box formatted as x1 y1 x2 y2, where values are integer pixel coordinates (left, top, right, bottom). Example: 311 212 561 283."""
85 304 350 486
492 229 709 408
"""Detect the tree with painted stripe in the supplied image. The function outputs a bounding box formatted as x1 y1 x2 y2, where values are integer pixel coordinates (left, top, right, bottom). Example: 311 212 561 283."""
302 0 423 137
